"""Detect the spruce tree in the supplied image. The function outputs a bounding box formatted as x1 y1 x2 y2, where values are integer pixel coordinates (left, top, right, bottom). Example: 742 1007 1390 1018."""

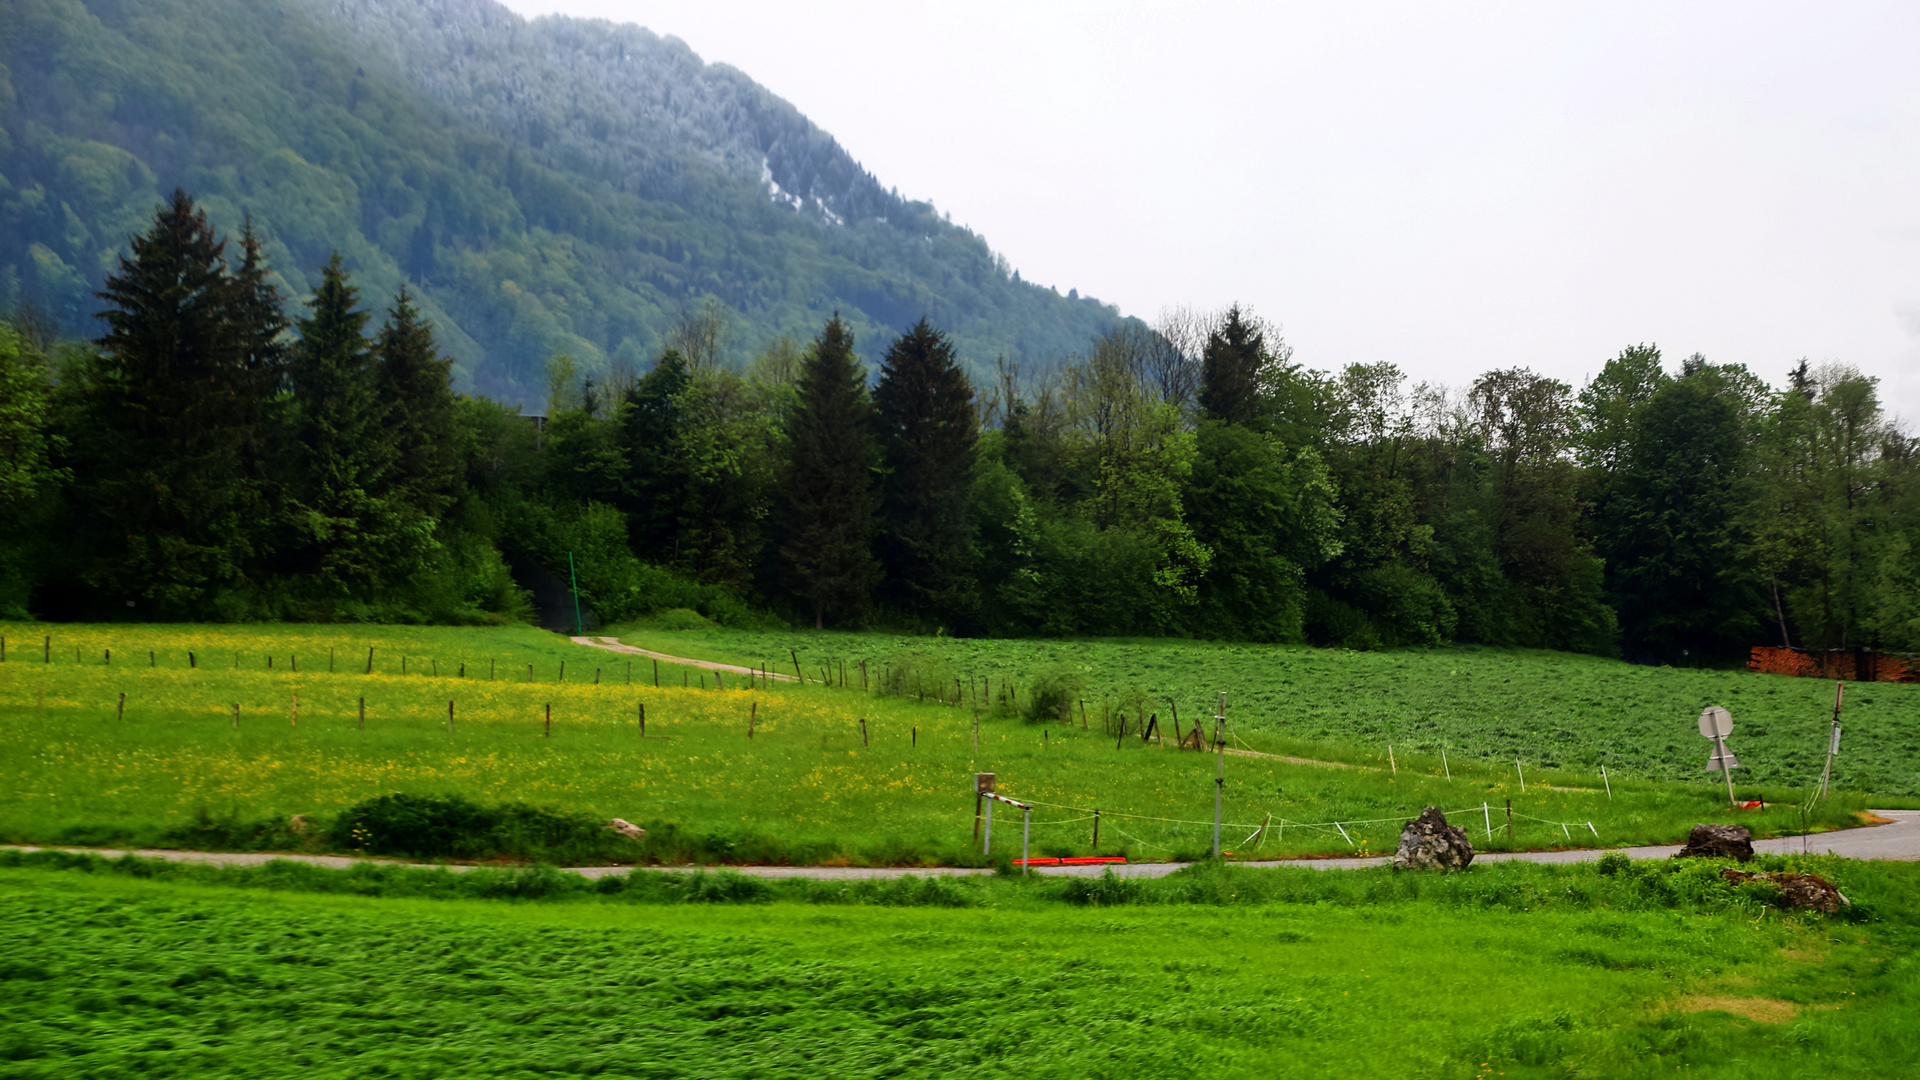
874 318 979 624
1198 304 1264 426
780 315 878 628
375 286 460 517
88 189 274 609
285 253 404 590
620 349 691 559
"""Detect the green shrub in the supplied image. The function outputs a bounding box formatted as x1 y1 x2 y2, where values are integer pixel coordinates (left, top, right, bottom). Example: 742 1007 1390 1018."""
1022 662 1087 723
330 793 630 862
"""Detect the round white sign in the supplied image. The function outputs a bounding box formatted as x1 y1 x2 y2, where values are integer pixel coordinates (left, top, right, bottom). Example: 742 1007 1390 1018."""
1697 706 1733 739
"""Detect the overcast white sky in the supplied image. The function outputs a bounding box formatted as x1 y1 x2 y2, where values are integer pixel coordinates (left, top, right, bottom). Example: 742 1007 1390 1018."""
500 0 1920 423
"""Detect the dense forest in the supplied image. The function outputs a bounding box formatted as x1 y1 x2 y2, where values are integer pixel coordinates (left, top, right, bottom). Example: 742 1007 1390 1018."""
2 192 1915 665
0 0 1122 405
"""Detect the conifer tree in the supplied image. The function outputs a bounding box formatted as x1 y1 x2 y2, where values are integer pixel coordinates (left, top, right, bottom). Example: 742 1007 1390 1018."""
874 318 979 624
87 189 274 608
780 315 878 628
620 349 692 558
285 253 405 589
1198 304 1265 426
375 286 460 517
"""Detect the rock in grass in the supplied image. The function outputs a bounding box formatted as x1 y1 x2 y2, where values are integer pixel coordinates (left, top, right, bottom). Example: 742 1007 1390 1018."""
1391 806 1474 870
1674 824 1754 862
1721 869 1849 911
607 818 647 841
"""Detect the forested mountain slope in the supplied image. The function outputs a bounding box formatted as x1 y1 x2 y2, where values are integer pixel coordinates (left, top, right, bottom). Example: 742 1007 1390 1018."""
0 0 1120 403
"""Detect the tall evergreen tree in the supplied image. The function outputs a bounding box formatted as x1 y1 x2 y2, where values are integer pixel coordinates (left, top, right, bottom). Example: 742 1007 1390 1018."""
620 349 692 559
87 189 274 609
375 286 461 517
781 315 878 628
1198 304 1265 426
284 253 407 590
874 317 979 624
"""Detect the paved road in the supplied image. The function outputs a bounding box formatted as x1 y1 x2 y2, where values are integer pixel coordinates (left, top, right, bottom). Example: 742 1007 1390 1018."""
8 811 1915 881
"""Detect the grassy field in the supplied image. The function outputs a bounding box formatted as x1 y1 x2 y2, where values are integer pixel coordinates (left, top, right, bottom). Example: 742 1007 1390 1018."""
615 619 1920 795
0 851 1915 1079
0 622 1899 862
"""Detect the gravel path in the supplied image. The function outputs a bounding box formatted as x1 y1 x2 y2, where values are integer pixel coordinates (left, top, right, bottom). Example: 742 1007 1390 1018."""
572 636 797 681
7 811 1914 881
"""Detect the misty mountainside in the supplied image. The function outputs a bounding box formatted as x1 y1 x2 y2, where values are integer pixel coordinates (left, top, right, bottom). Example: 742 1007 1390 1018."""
0 0 1121 402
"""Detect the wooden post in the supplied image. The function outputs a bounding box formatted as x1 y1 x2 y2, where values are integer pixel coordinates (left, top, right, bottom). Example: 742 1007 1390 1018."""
189 652 195 668
749 702 756 739
860 718 868 746
117 693 125 722
105 648 110 665
912 725 917 747
291 692 298 728
527 664 534 682
595 668 601 686
974 790 984 842
791 649 803 683
459 662 465 678
149 651 154 668
1092 809 1101 853
292 655 298 673
366 647 374 674
653 659 659 686
448 700 455 733
1044 729 1048 749
955 678 961 706
232 703 239 728
559 661 565 682
717 670 724 691
358 697 365 730
268 656 273 670
639 702 645 737
1079 699 1087 729
861 660 868 689
973 712 980 751
1505 798 1513 842
544 703 550 737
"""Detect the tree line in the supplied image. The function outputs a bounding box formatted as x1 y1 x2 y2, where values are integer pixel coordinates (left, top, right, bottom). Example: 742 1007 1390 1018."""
1 192 1914 662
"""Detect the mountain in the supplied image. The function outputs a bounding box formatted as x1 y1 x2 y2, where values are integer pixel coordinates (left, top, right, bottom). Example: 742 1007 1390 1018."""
0 0 1122 402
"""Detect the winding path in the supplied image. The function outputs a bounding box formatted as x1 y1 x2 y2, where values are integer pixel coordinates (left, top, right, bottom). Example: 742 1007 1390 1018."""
572 636 797 681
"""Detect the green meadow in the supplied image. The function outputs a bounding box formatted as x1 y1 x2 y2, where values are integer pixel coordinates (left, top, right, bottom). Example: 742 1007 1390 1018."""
1 850 1915 1079
0 622 1907 864
615 619 1920 794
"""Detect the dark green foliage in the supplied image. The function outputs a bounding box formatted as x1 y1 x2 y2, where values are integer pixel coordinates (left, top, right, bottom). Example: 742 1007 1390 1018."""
619 349 691 556
79 190 277 611
1197 304 1265 425
282 253 418 591
1602 369 1762 661
330 792 631 863
874 318 979 626
780 316 879 628
374 286 461 518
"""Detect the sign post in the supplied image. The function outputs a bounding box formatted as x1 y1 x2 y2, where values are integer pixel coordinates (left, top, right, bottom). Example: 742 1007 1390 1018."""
1699 706 1738 807
1819 683 1844 803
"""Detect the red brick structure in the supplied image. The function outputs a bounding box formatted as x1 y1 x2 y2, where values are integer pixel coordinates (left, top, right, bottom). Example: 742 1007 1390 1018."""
1748 646 1919 683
